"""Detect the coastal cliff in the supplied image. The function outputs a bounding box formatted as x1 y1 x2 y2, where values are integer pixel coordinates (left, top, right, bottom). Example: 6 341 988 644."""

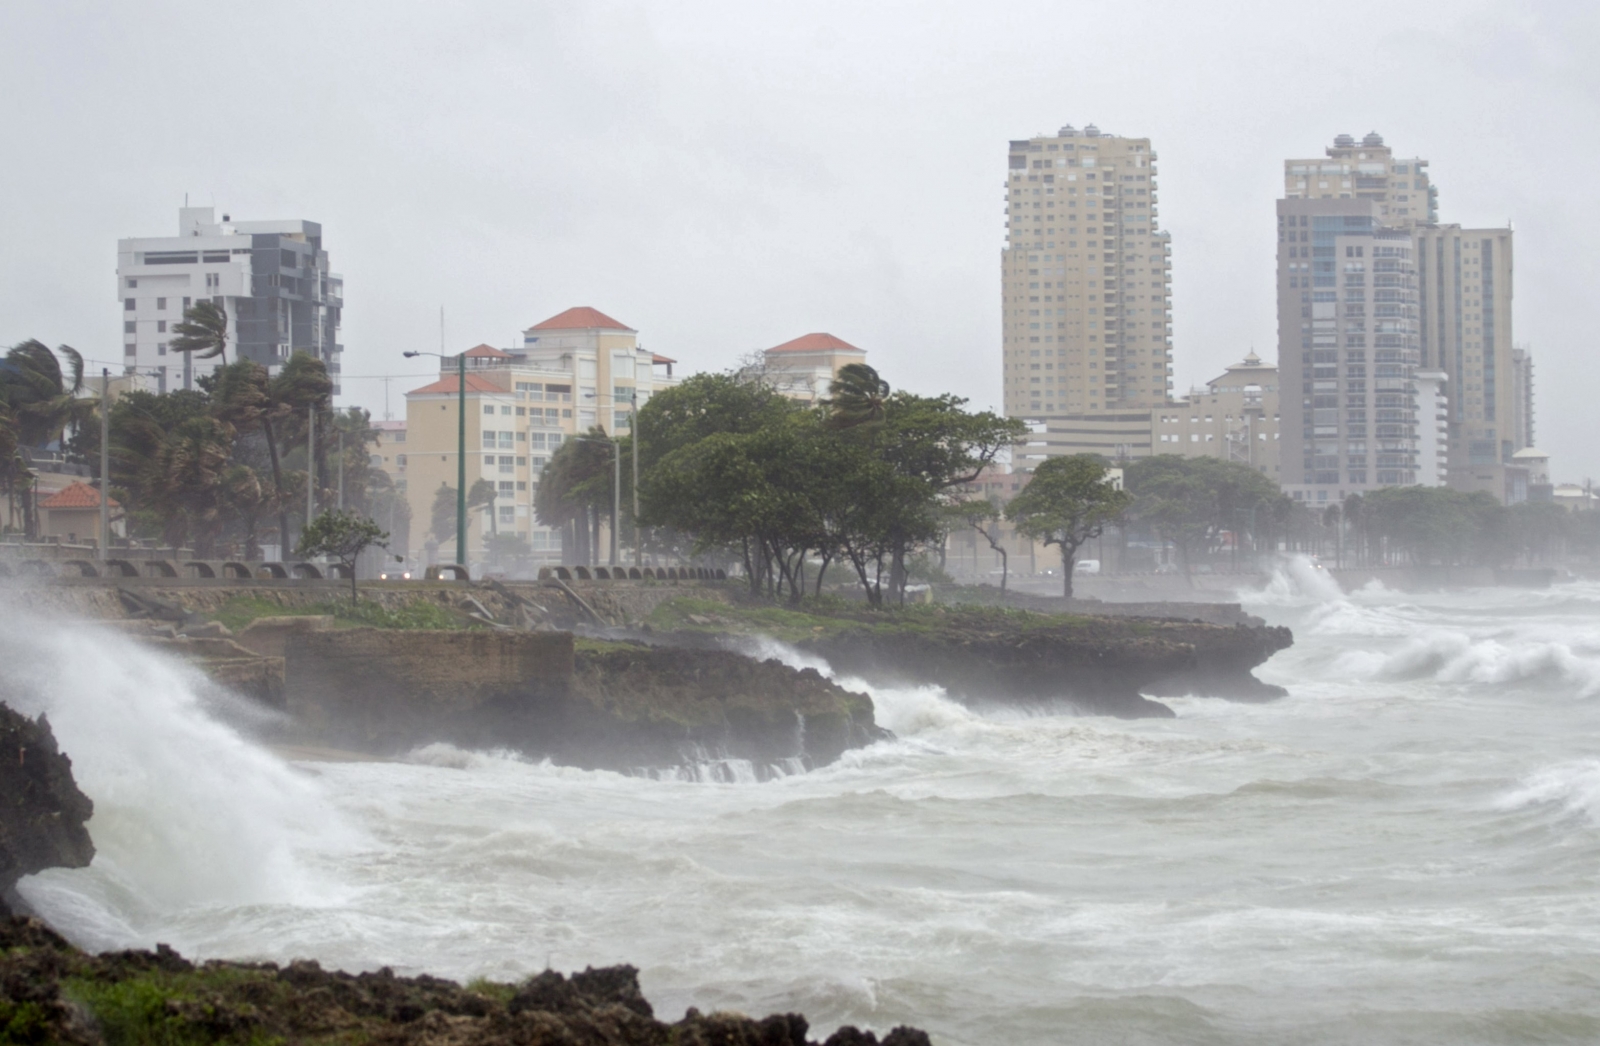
0 704 95 917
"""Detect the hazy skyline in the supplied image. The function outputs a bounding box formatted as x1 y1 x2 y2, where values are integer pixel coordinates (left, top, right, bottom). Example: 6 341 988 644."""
4 0 1596 481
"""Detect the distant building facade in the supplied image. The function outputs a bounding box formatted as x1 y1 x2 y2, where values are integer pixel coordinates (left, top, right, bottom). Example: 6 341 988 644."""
1000 123 1173 439
1154 352 1281 478
117 207 343 391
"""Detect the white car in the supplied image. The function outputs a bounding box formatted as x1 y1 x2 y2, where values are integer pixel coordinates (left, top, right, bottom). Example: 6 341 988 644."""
1075 559 1101 575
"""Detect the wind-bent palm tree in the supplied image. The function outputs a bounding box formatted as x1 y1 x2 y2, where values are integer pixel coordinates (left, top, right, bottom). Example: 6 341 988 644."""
269 353 333 543
171 300 229 365
824 363 891 430
0 340 96 536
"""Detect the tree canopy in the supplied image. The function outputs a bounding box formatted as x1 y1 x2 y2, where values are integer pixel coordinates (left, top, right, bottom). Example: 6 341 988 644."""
1006 454 1131 597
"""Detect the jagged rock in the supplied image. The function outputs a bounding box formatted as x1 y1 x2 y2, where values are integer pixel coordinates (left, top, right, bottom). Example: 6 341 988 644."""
0 921 931 1046
0 704 94 910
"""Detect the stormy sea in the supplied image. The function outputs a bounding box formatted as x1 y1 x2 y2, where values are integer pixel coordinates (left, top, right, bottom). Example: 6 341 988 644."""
9 563 1600 1045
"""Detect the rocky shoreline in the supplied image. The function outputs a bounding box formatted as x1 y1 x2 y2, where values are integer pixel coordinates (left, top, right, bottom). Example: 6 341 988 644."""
0 916 930 1045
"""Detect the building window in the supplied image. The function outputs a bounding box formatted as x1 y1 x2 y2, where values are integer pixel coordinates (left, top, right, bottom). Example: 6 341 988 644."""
157 321 167 333
124 321 136 334
126 279 137 289
157 344 166 356
156 298 167 310
124 298 135 311
482 431 497 448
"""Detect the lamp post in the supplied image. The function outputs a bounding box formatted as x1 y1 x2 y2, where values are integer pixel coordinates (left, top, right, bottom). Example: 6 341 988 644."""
403 349 467 567
582 388 642 567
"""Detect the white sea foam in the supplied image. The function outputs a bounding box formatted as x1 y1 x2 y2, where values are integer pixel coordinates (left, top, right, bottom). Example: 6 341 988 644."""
1496 761 1600 821
1 604 354 947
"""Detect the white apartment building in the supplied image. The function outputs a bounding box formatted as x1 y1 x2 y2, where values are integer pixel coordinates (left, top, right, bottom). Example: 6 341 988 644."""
117 206 343 391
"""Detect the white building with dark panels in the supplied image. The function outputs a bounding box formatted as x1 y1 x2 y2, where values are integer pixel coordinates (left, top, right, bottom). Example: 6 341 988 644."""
117 207 343 391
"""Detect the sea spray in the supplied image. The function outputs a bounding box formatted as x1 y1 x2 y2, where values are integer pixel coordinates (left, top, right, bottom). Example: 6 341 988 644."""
0 604 354 950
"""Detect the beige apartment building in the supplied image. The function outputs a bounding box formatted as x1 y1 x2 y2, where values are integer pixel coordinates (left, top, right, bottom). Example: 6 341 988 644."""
401 307 677 569
1283 131 1436 224
1413 225 1527 500
1001 123 1174 439
757 332 867 402
1154 353 1282 478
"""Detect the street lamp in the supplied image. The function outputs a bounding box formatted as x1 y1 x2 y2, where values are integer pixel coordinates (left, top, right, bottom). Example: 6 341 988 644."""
582 388 641 567
403 349 467 568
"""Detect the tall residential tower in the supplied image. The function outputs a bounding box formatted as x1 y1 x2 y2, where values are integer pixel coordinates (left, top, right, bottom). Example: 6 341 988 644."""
1276 132 1526 504
1001 125 1172 442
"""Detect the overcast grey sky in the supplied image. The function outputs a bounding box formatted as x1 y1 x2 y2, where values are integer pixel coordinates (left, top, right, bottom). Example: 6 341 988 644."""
4 0 1596 481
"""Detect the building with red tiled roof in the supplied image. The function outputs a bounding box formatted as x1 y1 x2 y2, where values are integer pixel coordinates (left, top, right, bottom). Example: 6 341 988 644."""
765 332 864 355
405 373 506 397
759 332 868 403
38 481 123 545
526 307 634 333
400 307 681 573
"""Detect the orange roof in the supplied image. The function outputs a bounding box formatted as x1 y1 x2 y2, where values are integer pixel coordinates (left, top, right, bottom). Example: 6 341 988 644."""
765 332 865 355
651 353 677 364
406 373 505 396
40 481 119 510
526 306 633 332
462 343 511 358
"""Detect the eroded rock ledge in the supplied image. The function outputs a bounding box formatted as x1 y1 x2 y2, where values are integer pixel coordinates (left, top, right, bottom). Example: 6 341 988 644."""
0 704 94 916
641 602 1294 718
0 917 931 1045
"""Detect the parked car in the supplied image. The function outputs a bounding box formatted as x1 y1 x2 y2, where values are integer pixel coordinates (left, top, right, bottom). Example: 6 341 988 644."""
1075 559 1101 575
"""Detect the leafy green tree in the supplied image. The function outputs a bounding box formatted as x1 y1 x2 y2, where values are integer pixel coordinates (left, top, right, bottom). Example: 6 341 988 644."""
1362 485 1509 566
1124 456 1280 581
295 509 388 604
946 498 1010 591
430 482 458 547
1007 455 1131 598
536 429 616 563
171 300 229 365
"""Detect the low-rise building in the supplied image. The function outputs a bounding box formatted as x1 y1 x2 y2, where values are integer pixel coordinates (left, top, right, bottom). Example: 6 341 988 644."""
38 481 122 545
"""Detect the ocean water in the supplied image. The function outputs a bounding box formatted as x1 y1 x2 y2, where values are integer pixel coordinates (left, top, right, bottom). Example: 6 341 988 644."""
10 565 1600 1045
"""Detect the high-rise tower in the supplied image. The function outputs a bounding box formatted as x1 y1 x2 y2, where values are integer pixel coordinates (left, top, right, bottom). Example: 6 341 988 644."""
1000 125 1172 434
1276 132 1525 504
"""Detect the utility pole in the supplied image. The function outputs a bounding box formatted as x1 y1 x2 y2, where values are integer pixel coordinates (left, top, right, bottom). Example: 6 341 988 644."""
336 427 344 510
611 434 620 568
631 388 641 568
456 351 466 567
306 402 316 540
99 368 109 560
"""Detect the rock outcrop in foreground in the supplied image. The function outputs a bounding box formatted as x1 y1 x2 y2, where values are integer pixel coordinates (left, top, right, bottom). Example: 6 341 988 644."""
0 917 930 1046
0 704 94 916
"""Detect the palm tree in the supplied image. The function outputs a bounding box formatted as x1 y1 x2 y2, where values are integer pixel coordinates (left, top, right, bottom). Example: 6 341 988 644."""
824 363 891 431
267 352 333 551
0 340 96 537
171 300 229 365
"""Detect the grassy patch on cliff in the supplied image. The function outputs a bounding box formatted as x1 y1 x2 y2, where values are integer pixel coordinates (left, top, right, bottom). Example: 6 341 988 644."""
647 594 1151 642
62 968 291 1045
212 595 475 633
